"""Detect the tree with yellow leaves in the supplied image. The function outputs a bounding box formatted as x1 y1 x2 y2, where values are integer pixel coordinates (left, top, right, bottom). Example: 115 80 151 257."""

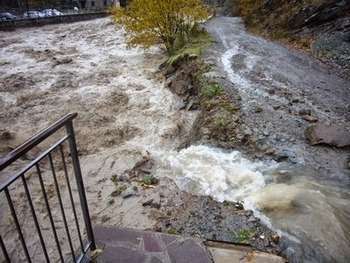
112 0 209 54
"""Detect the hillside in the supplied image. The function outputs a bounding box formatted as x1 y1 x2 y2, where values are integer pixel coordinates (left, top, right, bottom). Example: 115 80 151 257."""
207 0 350 77
243 0 350 75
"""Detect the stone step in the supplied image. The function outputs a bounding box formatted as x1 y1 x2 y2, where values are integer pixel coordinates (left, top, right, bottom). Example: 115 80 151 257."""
93 226 286 263
206 241 286 263
93 226 213 263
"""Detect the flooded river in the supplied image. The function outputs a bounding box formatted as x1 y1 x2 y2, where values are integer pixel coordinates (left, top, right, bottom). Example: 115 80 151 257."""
1 16 350 263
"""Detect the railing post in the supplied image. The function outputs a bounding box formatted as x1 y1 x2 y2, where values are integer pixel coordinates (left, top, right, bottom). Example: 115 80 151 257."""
65 120 96 251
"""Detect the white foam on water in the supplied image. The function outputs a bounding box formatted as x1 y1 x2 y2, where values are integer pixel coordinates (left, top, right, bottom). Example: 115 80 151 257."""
221 47 250 89
160 145 275 202
157 145 302 243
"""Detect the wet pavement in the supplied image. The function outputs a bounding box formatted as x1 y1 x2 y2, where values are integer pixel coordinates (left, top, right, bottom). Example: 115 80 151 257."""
94 226 212 263
94 226 286 263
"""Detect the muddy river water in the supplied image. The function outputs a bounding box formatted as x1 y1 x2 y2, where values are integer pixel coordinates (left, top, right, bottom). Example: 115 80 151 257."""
1 17 350 262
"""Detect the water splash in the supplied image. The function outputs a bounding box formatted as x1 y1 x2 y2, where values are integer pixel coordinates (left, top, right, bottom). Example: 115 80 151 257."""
159 145 276 202
157 145 350 262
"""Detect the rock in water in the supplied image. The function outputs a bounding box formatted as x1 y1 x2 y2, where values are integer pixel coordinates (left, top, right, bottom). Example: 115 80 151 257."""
305 123 350 147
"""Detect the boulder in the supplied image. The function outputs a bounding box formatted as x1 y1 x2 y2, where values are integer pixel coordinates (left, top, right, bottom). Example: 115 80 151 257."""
305 123 350 147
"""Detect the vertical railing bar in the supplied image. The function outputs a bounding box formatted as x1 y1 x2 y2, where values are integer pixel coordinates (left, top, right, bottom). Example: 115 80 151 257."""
0 235 11 263
66 121 96 251
4 188 32 263
48 152 76 262
21 174 50 263
59 144 85 254
36 164 64 263
75 241 93 263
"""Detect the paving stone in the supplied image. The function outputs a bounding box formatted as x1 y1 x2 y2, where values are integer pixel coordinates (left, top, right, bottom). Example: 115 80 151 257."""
149 256 163 263
96 246 147 263
143 233 163 252
160 233 178 246
167 238 212 263
94 226 142 246
208 246 285 263
94 226 213 263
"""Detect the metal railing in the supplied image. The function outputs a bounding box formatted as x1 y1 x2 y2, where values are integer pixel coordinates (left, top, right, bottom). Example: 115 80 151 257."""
0 113 95 262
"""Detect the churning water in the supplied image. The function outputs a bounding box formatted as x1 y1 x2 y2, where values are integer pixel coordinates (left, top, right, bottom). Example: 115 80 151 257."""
157 145 350 262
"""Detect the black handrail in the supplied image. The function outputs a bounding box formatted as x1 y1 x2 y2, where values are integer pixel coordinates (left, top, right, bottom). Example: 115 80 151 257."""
0 112 77 171
0 112 96 262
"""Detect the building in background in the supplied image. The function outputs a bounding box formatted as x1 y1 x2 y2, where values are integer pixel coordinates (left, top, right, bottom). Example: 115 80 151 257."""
84 0 115 9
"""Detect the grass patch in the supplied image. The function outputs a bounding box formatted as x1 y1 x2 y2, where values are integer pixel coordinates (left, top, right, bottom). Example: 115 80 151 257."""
167 29 214 66
201 83 224 99
167 228 178 235
231 229 255 244
142 175 159 186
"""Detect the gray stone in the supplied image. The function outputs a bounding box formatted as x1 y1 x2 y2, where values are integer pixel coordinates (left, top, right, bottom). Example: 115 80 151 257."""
122 186 138 199
208 243 285 263
305 123 350 147
299 109 311 116
52 56 73 66
302 115 318 123
94 226 213 263
167 238 212 263
143 194 161 209
274 149 298 163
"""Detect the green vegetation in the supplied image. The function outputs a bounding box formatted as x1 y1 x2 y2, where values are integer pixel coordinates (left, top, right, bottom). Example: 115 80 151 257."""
201 83 223 99
111 175 119 186
142 175 159 186
167 228 178 235
166 29 213 65
111 185 128 197
111 0 209 54
231 229 255 244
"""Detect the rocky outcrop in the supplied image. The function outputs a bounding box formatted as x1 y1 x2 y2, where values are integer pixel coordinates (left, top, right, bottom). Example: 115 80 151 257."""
203 0 239 16
288 0 350 29
236 0 350 76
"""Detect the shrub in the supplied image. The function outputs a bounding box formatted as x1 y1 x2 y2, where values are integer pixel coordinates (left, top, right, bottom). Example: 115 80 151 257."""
112 0 209 54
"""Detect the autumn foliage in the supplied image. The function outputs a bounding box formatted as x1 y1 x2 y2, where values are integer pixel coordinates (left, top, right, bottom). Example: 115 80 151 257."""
112 0 209 54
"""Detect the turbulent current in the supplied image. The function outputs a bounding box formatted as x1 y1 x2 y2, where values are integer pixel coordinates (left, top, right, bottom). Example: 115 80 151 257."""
158 146 350 263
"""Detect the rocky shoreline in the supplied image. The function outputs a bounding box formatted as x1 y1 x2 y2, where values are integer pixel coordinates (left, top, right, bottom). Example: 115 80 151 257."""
146 53 285 257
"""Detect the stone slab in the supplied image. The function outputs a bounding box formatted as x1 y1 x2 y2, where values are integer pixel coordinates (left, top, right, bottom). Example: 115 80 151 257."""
207 242 285 263
94 226 213 263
